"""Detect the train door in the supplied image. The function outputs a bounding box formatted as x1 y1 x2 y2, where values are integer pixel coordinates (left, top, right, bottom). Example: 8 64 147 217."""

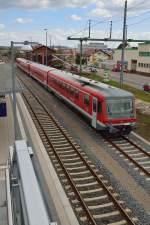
92 97 97 128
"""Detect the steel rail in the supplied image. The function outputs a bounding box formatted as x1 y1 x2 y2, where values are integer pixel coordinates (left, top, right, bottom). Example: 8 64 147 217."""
122 136 150 158
18 76 136 225
103 136 150 177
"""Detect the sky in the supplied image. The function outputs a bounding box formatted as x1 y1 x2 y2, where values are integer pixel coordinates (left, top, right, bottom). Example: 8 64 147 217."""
0 0 150 47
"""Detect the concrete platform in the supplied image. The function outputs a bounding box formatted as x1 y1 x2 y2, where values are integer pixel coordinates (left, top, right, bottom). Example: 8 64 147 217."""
0 63 22 94
0 95 14 165
0 95 14 225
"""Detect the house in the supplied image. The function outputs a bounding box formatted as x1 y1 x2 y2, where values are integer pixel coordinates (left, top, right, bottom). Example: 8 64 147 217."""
88 49 112 67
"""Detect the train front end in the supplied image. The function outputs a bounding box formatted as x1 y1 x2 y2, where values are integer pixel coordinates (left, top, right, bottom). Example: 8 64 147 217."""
104 95 136 135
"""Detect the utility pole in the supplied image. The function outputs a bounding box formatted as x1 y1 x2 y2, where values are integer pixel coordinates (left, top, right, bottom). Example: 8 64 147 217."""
120 0 127 88
44 29 48 65
125 25 128 40
11 41 17 140
49 35 52 48
88 19 91 38
109 21 112 39
11 41 38 141
79 40 83 75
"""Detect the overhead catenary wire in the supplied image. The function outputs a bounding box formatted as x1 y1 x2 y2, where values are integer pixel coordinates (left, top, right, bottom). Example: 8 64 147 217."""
68 8 150 39
128 15 150 27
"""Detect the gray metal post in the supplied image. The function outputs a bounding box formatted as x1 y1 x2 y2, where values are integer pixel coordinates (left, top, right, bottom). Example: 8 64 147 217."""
11 40 39 141
11 41 17 140
49 35 52 48
120 0 127 88
44 29 48 65
89 20 91 38
79 40 83 75
110 21 112 39
46 30 48 66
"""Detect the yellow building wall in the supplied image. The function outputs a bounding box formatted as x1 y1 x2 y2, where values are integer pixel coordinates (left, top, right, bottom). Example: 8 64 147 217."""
114 49 138 71
137 43 150 74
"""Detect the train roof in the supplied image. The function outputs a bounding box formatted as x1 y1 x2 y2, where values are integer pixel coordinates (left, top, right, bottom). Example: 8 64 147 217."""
49 68 134 99
17 59 134 99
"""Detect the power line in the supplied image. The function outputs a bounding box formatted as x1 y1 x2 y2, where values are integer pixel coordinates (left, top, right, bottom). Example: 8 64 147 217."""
128 15 150 26
69 20 89 38
68 9 150 39
69 19 108 38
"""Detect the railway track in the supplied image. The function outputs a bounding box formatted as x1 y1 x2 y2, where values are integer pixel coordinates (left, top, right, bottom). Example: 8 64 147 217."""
102 135 150 181
18 76 138 225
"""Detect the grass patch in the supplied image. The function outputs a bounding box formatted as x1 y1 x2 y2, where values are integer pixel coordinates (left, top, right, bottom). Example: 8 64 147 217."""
136 112 150 142
81 72 150 103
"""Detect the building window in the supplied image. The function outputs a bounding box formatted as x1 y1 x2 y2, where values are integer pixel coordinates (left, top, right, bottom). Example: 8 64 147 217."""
139 51 150 57
138 63 140 67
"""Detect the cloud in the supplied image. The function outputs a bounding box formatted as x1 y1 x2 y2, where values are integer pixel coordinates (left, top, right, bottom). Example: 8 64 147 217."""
0 26 150 48
14 18 33 24
91 0 150 18
0 28 77 47
0 0 149 18
70 14 81 21
0 0 96 9
0 24 5 30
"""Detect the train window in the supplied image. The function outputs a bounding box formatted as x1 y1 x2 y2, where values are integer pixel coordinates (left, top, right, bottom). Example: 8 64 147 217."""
59 80 61 87
98 102 102 113
60 81 63 87
70 87 74 95
84 94 90 105
66 85 69 92
64 83 66 89
62 83 65 89
74 89 79 99
106 99 133 118
93 99 97 112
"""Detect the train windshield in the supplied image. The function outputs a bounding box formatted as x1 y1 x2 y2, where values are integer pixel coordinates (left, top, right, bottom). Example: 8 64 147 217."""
106 99 134 119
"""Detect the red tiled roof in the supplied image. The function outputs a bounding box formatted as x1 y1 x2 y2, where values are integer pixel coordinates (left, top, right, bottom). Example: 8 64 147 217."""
30 45 55 52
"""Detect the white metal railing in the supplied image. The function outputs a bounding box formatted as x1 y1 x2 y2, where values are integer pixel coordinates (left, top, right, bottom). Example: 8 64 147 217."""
10 140 57 225
5 165 14 225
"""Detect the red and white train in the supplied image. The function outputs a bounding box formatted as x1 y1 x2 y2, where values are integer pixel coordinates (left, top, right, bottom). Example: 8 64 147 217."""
16 58 136 134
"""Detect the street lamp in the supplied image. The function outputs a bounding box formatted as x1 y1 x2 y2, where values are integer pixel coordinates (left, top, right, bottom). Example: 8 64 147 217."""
44 29 48 65
11 40 38 140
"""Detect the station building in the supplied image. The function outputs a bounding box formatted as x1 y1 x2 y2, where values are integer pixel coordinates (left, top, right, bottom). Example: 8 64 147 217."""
114 42 150 76
26 45 55 65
